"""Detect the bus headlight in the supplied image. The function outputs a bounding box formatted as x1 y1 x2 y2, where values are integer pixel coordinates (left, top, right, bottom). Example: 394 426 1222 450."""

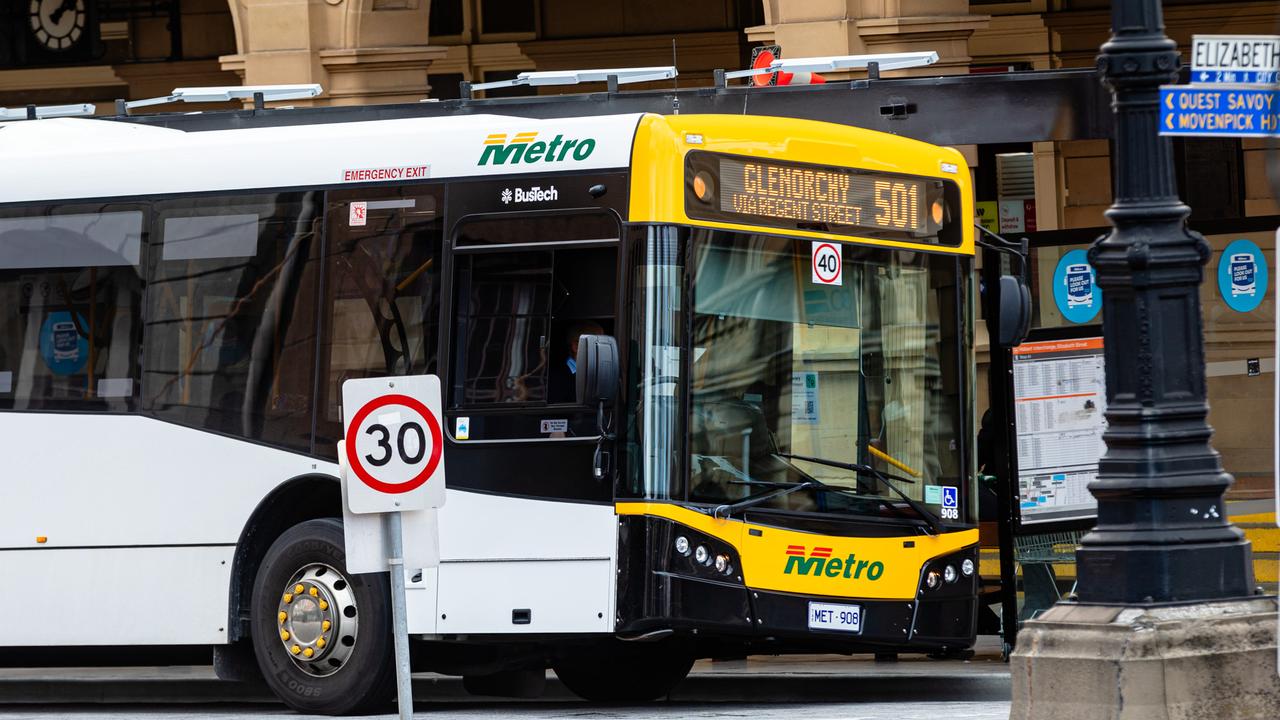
695 545 710 565
961 559 975 577
675 536 691 556
925 570 942 590
944 564 958 584
714 554 731 574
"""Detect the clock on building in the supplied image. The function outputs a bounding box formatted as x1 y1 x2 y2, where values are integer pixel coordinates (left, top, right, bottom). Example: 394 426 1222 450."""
2 0 98 67
29 0 87 51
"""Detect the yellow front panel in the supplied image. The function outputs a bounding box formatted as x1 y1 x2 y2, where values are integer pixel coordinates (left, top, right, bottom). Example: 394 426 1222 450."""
617 502 978 601
627 114 975 256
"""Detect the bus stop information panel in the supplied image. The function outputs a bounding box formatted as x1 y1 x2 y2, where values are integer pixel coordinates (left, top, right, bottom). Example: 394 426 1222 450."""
1012 337 1105 526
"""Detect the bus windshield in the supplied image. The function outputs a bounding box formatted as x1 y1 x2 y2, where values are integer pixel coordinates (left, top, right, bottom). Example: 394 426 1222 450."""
686 229 967 521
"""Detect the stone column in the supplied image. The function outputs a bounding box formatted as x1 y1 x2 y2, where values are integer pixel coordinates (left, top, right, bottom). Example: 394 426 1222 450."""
748 0 989 77
221 0 447 106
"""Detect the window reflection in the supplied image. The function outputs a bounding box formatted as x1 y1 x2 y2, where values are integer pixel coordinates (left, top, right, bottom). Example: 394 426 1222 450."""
144 193 320 452
688 230 963 514
0 208 144 411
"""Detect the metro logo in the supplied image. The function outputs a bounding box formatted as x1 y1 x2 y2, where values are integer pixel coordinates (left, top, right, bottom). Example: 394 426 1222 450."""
784 545 885 581
479 132 597 165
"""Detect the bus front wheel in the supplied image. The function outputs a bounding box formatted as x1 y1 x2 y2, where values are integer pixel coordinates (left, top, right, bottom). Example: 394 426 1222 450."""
552 642 694 702
250 518 396 715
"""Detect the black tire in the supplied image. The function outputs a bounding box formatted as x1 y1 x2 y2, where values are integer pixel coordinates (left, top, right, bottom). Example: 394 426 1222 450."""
552 642 694 703
250 518 395 715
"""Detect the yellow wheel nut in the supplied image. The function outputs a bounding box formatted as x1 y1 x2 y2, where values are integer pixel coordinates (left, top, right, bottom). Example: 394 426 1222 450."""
318 600 329 611
309 587 318 597
290 645 301 655
280 631 290 642
303 648 314 658
294 584 304 594
316 638 326 648
278 611 287 623
322 620 331 632
283 593 293 604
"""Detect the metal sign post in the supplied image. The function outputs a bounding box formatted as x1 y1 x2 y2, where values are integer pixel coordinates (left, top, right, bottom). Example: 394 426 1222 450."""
340 375 447 719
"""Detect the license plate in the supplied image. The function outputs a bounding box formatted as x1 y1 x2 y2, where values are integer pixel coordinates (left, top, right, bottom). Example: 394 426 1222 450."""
807 601 862 633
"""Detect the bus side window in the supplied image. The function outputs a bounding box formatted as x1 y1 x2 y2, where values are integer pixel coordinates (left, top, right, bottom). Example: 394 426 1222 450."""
143 193 321 453
0 207 144 412
449 213 618 440
314 186 444 460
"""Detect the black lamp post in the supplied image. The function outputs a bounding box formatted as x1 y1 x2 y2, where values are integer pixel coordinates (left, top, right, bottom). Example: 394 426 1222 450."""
1076 0 1254 603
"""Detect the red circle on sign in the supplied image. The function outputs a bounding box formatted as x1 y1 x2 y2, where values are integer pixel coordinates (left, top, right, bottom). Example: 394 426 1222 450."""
345 393 443 495
812 243 842 283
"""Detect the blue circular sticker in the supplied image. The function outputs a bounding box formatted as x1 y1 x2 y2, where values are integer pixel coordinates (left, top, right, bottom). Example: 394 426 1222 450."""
1217 239 1268 313
39 311 89 376
1052 249 1102 324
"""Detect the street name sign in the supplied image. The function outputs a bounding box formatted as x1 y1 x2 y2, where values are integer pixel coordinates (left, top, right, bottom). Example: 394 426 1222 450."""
1192 35 1280 85
1159 85 1280 138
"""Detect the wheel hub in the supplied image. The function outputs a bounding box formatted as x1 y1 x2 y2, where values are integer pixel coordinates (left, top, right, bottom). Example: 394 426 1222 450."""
276 564 358 677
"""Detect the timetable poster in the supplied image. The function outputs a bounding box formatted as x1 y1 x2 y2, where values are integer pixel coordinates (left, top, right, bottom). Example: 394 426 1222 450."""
1012 337 1106 525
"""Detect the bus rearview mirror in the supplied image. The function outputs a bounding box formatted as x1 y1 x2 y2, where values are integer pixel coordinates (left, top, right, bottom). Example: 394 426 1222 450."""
575 334 619 406
997 275 1032 349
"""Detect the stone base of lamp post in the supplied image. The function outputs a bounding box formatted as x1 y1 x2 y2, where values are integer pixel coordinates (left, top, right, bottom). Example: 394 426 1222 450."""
1010 596 1280 719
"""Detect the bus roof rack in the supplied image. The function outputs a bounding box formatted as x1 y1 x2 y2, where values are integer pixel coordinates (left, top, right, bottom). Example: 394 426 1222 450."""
0 103 96 121
722 51 939 82
121 84 323 112
467 66 677 96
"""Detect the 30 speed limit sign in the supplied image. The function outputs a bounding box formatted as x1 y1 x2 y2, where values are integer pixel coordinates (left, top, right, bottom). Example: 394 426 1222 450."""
812 242 843 285
341 375 446 513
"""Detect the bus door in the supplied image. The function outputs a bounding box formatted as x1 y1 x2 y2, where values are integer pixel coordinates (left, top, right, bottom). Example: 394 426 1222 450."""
435 197 625 634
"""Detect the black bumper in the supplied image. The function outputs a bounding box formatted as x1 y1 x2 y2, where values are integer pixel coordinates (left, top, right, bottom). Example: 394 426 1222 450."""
616 515 977 652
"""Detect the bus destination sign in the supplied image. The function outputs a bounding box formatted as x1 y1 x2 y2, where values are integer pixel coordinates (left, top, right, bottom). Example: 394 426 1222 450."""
684 151 958 244
718 157 926 233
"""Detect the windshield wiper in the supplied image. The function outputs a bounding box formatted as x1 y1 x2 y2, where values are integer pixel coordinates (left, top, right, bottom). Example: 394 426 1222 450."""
776 453 944 534
724 476 914 524
711 480 821 520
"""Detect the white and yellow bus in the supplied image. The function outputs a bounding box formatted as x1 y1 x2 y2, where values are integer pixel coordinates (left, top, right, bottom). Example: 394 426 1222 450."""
0 107 983 713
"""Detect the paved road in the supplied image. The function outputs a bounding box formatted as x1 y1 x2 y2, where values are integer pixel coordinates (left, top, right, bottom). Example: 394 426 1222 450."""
0 641 1012 720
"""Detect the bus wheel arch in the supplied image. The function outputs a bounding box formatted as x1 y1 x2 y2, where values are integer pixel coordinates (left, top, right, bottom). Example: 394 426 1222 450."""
226 474 342 644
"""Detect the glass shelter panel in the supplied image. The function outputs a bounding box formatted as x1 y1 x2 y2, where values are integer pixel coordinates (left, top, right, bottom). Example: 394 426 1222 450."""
1201 229 1275 500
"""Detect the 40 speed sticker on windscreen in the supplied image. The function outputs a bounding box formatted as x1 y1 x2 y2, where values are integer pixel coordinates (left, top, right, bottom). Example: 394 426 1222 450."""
812 242 843 286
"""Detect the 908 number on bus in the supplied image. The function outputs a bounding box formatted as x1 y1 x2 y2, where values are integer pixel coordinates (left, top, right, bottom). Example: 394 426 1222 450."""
807 601 862 633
